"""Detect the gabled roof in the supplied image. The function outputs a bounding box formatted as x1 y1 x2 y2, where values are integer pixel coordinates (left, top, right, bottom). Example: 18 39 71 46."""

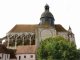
16 45 37 54
0 44 9 54
39 21 54 28
8 22 68 33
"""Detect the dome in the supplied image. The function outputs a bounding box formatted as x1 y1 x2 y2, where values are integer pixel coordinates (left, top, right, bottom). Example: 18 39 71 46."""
41 11 54 18
39 4 55 27
40 4 54 19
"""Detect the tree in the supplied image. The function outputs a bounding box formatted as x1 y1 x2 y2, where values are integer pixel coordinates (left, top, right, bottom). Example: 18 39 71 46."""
36 36 80 60
8 49 17 58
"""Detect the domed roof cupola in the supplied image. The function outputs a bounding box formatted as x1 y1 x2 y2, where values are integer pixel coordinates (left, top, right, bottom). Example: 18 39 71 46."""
45 4 49 11
39 4 55 27
41 4 54 19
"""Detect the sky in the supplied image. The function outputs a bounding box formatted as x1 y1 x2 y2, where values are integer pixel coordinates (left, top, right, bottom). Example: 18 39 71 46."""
0 0 80 49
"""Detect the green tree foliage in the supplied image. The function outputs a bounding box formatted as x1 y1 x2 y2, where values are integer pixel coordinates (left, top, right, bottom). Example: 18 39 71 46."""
8 49 16 58
36 36 80 60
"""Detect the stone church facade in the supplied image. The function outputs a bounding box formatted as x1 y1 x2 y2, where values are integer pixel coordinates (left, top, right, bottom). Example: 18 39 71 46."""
3 4 75 49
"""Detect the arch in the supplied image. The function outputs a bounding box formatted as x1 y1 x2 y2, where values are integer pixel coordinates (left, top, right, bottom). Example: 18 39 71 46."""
41 29 52 40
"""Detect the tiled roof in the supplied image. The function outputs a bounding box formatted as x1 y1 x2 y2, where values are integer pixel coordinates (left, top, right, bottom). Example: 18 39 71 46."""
8 24 39 33
16 45 37 54
8 22 68 33
55 24 68 32
0 44 9 54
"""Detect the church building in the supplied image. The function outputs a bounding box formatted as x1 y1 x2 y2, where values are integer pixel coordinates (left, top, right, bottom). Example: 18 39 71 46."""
3 4 75 49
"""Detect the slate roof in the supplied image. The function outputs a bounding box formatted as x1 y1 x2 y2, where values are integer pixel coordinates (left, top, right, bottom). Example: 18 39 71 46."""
41 11 54 19
8 21 68 33
0 44 9 54
16 45 37 54
41 4 54 19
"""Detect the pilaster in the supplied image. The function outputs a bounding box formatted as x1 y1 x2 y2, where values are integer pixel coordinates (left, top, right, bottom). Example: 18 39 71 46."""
22 37 24 45
7 36 10 48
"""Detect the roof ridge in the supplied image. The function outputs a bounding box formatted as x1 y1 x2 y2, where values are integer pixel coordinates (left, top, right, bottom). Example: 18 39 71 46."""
55 24 61 25
16 24 39 25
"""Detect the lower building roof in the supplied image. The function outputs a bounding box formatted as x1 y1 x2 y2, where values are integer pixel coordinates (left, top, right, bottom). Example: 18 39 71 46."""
0 44 9 54
16 45 37 54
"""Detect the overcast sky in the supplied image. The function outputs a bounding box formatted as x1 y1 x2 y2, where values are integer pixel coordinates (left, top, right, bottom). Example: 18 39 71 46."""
0 0 80 49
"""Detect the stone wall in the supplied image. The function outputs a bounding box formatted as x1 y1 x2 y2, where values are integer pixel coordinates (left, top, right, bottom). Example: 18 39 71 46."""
16 54 36 60
57 32 68 40
41 29 52 40
36 28 56 48
0 54 10 60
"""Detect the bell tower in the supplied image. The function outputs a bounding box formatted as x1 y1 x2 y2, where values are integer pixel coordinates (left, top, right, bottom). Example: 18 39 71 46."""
68 26 76 44
39 4 55 27
45 4 49 11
